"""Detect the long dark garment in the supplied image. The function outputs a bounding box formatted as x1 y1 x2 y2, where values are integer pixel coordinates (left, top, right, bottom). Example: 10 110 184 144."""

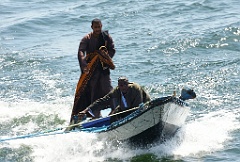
70 50 115 122
71 69 113 119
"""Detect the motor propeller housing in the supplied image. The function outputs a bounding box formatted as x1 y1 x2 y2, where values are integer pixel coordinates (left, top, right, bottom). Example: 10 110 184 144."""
179 87 196 101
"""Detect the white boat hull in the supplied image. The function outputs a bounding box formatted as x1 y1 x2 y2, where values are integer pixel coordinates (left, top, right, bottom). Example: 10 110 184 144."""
96 97 190 145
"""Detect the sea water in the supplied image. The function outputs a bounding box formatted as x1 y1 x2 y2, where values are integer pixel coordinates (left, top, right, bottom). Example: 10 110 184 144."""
0 0 240 161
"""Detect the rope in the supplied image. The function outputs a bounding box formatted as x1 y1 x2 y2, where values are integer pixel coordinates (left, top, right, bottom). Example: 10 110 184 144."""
0 127 68 142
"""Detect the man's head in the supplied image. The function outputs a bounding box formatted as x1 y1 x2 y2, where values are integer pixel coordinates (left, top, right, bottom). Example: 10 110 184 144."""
91 18 102 36
118 76 129 94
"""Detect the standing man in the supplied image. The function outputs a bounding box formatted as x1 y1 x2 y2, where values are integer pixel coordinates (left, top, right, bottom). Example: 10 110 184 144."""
70 18 116 122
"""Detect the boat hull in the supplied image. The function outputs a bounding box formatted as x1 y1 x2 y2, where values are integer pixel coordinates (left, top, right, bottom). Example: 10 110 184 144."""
95 97 190 146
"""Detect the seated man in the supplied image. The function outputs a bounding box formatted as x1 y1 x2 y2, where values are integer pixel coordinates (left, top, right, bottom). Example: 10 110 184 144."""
78 76 151 121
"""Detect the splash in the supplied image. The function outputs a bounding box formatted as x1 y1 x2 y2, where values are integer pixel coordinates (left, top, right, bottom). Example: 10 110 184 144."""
149 109 239 158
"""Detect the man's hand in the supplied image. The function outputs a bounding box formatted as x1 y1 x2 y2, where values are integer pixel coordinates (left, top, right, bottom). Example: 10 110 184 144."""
82 66 89 74
99 46 109 57
77 108 90 119
80 59 89 74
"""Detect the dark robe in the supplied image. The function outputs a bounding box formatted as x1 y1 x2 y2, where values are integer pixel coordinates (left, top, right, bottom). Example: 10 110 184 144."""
71 31 115 120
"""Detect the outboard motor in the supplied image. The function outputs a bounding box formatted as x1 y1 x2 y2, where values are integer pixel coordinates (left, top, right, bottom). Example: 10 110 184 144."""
179 87 196 101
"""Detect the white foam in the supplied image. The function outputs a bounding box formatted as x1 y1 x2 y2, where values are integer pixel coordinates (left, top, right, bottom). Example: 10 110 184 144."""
149 109 239 158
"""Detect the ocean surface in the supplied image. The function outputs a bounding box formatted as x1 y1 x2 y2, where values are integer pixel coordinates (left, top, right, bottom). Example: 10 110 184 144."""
0 0 239 161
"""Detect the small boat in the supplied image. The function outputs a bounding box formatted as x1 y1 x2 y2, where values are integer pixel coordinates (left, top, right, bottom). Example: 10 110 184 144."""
73 87 196 147
0 88 196 147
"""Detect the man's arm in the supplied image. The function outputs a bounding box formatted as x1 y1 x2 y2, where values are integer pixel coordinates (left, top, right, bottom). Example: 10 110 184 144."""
88 94 112 112
79 89 117 115
107 35 115 58
78 36 88 73
129 84 145 108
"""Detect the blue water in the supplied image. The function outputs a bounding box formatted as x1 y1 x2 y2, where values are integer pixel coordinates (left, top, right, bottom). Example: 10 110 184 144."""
0 0 240 161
